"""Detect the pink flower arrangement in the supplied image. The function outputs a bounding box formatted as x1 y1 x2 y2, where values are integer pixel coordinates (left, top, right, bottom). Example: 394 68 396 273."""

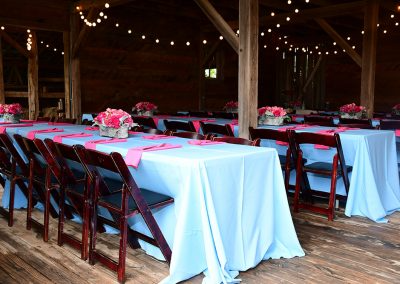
258 106 287 118
393 104 400 115
223 101 239 110
0 103 23 115
133 101 157 112
339 103 365 115
94 108 134 129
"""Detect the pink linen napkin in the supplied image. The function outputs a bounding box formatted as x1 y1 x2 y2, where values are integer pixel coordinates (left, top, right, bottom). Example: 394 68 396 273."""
0 124 34 134
125 143 182 168
53 133 93 143
314 144 330 150
313 128 348 150
128 131 143 134
84 138 127 150
228 119 239 133
276 140 289 146
142 134 172 140
187 140 225 146
85 126 99 131
395 129 400 137
27 128 64 140
192 119 217 133
0 122 14 125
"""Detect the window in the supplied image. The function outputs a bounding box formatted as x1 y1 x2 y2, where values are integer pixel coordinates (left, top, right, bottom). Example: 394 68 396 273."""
205 68 217 79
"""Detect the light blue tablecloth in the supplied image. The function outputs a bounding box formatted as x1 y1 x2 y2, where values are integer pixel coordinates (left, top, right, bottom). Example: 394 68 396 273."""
257 125 400 223
2 124 304 283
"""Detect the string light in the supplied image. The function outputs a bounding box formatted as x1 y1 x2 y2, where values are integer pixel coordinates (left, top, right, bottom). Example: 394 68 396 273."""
202 40 207 44
141 35 146 39
295 9 299 13
105 3 110 8
271 12 275 16
186 41 190 46
1 26 4 30
155 39 160 43
170 41 174 46
219 35 224 40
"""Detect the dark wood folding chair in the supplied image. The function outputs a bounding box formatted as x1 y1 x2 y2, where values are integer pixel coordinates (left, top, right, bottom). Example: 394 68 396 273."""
55 118 77 124
40 138 90 260
303 115 335 126
338 117 372 126
288 130 351 221
163 119 196 132
189 111 212 118
212 111 238 119
249 127 294 191
131 125 166 135
36 116 51 122
13 134 62 241
211 136 260 146
199 121 234 137
379 119 400 130
0 134 31 226
132 116 158 129
170 131 208 140
73 145 173 282
337 123 375 129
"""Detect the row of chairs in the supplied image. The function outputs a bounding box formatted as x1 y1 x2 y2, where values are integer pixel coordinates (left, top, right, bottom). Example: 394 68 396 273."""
37 116 77 124
0 134 173 282
303 115 400 130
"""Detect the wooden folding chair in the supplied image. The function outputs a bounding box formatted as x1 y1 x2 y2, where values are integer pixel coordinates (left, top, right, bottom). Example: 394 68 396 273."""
304 115 335 126
55 118 77 124
211 136 260 146
337 123 375 129
132 116 158 129
249 127 293 191
288 130 351 221
163 119 196 132
40 138 90 260
338 117 372 126
74 145 173 282
200 121 234 137
379 119 400 130
0 134 31 226
170 131 208 140
13 134 62 241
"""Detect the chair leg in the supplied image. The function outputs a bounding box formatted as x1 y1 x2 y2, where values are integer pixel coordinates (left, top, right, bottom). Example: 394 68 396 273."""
89 202 98 265
8 178 16 227
58 188 66 246
81 199 90 260
26 177 34 230
118 216 128 283
328 157 339 221
43 190 51 242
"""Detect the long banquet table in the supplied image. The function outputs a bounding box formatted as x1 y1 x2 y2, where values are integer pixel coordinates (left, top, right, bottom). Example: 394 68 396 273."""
2 123 304 283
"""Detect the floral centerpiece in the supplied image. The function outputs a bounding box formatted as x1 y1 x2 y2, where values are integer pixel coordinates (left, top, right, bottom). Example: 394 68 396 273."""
392 104 400 116
0 103 23 123
93 108 135 138
223 101 238 113
132 101 157 116
258 106 288 126
339 103 366 119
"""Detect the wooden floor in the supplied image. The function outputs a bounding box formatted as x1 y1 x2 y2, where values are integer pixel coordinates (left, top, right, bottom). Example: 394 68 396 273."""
1 188 400 283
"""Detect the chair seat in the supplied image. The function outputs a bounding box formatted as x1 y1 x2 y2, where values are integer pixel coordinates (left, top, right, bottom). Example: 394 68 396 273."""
305 162 352 175
100 188 172 212
278 155 307 168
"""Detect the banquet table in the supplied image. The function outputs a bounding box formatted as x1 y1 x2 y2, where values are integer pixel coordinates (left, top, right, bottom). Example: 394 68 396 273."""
1 123 304 283
257 124 400 223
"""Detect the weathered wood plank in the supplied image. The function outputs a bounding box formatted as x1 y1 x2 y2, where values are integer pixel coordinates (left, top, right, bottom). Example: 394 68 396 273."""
63 31 71 118
27 31 39 120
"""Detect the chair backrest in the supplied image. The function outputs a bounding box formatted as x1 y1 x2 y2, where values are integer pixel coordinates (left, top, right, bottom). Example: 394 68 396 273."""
56 118 77 124
170 131 207 140
36 116 51 122
163 119 196 132
212 111 238 119
338 117 372 126
189 111 212 118
289 130 349 190
249 126 289 142
211 136 260 146
0 133 29 176
303 115 335 126
132 116 158 129
200 122 234 137
337 123 375 129
379 119 400 130
13 134 47 176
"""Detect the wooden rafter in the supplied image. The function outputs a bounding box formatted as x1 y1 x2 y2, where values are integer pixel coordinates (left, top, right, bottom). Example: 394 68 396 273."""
0 30 30 58
0 16 68 32
302 55 323 95
315 18 362 67
194 0 239 54
72 7 98 58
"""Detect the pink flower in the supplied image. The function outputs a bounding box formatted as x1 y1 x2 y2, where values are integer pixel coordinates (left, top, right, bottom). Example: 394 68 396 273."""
0 103 23 115
134 102 157 112
224 101 238 109
339 103 365 115
392 104 400 110
258 106 287 117
94 108 133 129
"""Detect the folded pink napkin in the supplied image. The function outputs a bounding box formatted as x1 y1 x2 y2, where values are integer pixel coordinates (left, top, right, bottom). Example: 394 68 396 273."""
85 126 99 131
0 122 14 125
230 119 238 125
276 140 289 146
277 125 312 132
396 129 400 137
142 135 172 140
27 128 64 139
0 124 34 134
125 143 182 168
48 122 74 126
53 133 93 143
84 138 127 150
314 144 330 150
128 131 143 134
187 140 225 146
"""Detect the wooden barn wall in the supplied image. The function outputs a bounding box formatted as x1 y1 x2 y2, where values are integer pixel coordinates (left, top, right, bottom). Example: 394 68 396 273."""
80 12 202 114
324 35 400 112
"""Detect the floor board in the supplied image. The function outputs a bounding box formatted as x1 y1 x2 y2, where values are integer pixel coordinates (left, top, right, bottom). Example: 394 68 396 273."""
0 187 399 283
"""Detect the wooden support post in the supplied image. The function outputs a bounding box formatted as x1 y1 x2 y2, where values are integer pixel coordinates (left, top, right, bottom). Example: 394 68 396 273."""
70 12 82 121
63 31 71 118
360 0 379 118
316 18 362 67
27 31 39 120
302 55 323 94
194 0 239 53
238 0 258 138
0 38 5 104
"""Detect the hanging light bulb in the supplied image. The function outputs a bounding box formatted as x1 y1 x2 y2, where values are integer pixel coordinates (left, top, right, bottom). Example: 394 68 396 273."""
155 39 160 43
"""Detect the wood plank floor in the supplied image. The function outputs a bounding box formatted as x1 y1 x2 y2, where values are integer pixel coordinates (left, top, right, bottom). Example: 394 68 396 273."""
0 187 400 283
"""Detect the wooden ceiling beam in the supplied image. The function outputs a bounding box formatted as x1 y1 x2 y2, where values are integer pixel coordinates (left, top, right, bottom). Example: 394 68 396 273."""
0 16 68 32
72 7 98 58
0 30 30 58
315 18 362 67
194 0 239 54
